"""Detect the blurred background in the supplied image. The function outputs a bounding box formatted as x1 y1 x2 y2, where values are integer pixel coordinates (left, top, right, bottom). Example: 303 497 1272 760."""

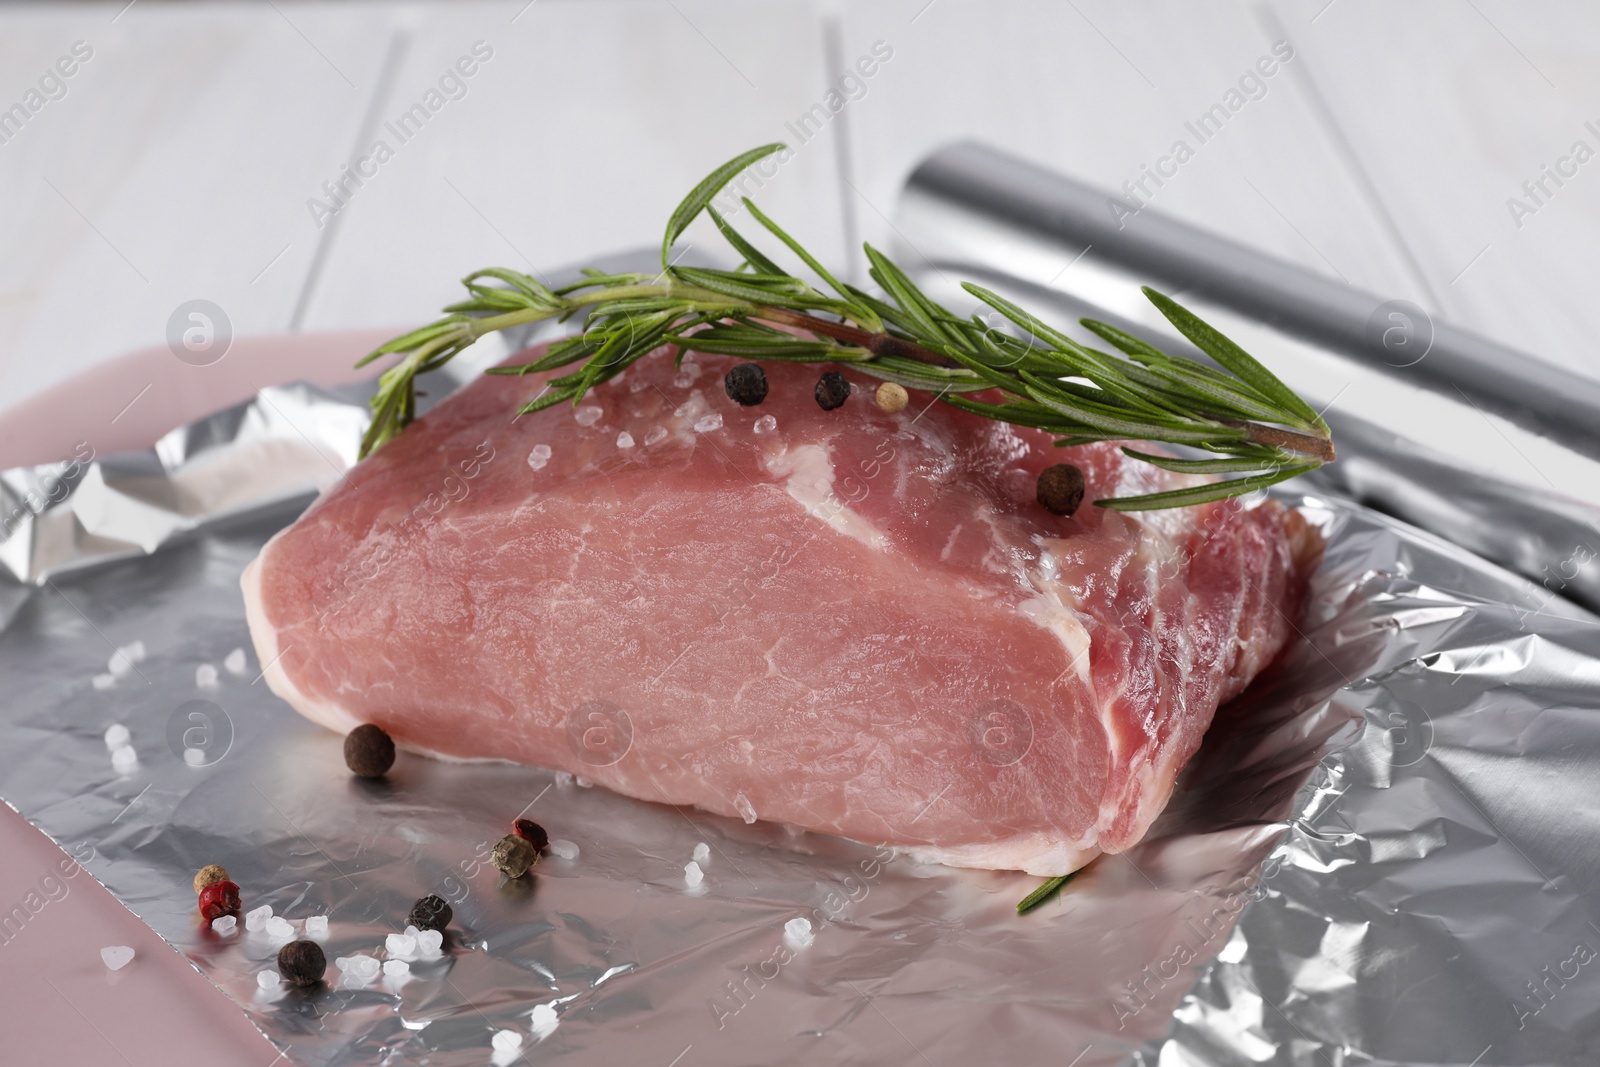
6 0 1600 417
4 1 1599 1061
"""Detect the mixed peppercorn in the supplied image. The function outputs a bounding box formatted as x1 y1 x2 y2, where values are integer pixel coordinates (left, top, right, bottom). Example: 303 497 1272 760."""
189 727 575 1000
724 363 1085 518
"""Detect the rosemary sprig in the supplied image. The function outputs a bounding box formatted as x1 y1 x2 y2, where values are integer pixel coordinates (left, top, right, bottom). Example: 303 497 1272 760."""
357 143 1334 508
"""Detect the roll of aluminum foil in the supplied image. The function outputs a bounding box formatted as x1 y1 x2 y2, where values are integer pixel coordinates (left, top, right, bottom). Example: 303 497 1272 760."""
3 257 1598 1064
897 141 1600 618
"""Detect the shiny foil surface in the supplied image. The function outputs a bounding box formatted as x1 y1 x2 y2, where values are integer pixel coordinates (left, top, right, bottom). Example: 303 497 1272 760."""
3 379 1598 1065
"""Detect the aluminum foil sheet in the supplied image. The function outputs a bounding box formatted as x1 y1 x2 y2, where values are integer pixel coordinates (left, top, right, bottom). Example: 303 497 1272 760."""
4 378 1600 1066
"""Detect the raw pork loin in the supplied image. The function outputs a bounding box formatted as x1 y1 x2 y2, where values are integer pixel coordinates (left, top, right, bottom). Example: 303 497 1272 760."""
243 346 1320 875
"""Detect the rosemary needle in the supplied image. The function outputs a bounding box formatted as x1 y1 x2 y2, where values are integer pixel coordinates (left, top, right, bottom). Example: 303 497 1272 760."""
357 143 1334 510
1016 870 1079 914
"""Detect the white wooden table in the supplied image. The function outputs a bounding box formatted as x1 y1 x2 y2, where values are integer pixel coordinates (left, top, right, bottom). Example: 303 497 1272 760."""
1 1 1596 1062
6 0 1598 415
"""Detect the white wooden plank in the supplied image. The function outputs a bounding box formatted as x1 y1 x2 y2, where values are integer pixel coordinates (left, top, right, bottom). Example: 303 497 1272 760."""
1270 0 1600 380
0 2 394 410
301 0 851 331
837 0 1425 300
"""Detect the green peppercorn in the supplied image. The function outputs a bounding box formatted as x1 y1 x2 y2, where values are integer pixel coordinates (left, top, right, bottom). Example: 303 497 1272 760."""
492 833 538 878
193 864 229 895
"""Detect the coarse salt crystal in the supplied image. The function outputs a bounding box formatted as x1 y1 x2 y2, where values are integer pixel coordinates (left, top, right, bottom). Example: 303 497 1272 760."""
549 839 579 860
629 377 651 393
100 945 134 971
383 959 410 978
92 673 116 690
574 404 603 427
223 648 247 675
183 747 206 767
415 929 444 956
492 1029 523 1051
785 916 814 947
244 904 273 931
334 956 353 972
110 745 138 774
574 776 592 788
211 915 237 935
672 372 694 389
349 955 380 981
733 792 757 824
693 413 723 433
304 915 328 938
527 444 553 471
643 426 668 446
673 392 706 417
530 1003 559 1031
753 414 778 435
265 916 294 940
103 724 130 750
692 842 710 865
108 645 143 676
684 861 703 888
386 932 417 957
616 431 635 449
195 663 218 688
554 771 574 788
257 970 280 990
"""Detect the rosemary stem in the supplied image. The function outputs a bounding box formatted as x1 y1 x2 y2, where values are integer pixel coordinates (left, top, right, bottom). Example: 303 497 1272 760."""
750 307 955 366
1239 422 1336 462
466 306 554 339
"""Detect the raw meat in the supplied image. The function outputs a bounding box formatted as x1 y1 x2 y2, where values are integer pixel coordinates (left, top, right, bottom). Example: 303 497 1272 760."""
242 346 1320 875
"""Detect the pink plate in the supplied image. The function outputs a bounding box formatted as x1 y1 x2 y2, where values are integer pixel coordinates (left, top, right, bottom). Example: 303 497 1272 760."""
0 328 395 1064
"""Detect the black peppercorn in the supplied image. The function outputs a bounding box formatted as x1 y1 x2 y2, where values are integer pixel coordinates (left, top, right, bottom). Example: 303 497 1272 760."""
513 818 549 852
815 371 851 411
492 833 538 878
277 939 326 987
1036 463 1086 517
408 893 453 932
344 723 395 778
723 362 768 406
